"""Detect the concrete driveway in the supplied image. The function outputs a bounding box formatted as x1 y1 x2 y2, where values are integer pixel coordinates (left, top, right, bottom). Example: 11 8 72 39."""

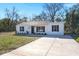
2 35 79 56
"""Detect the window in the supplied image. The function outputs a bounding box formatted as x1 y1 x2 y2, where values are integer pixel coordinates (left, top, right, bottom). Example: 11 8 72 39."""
52 25 59 32
36 26 45 32
20 26 24 31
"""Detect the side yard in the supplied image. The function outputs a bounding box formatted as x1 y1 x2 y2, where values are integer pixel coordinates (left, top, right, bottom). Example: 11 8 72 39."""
0 32 38 55
74 35 79 42
64 33 79 42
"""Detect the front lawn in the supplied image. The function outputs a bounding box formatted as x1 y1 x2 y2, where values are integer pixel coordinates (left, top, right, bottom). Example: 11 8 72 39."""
0 32 38 55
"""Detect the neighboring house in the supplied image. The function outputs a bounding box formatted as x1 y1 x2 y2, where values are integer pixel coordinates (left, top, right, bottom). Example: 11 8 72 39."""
16 21 64 35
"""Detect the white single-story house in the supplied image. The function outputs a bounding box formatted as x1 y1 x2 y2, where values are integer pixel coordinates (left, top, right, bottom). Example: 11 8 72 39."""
16 21 64 36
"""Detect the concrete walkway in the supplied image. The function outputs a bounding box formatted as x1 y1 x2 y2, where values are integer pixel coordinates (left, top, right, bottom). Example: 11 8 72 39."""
1 36 79 56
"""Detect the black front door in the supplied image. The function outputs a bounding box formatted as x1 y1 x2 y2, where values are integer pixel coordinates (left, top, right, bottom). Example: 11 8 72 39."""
31 26 34 34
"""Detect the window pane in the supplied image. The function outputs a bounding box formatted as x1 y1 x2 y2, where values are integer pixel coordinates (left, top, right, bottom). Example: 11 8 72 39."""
20 26 24 31
57 25 59 31
36 26 45 32
52 25 59 32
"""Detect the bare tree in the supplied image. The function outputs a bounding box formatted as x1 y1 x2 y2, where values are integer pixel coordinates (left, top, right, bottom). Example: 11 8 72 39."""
5 7 19 21
32 15 42 21
40 11 47 21
44 3 64 22
15 14 19 21
5 7 20 31
32 11 47 21
22 16 27 22
5 8 11 19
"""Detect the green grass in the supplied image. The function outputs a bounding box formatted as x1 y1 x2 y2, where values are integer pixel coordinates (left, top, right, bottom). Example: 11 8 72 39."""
0 32 38 55
74 35 79 42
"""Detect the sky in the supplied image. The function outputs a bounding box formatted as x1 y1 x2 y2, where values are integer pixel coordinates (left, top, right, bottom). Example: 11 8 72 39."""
0 3 75 19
